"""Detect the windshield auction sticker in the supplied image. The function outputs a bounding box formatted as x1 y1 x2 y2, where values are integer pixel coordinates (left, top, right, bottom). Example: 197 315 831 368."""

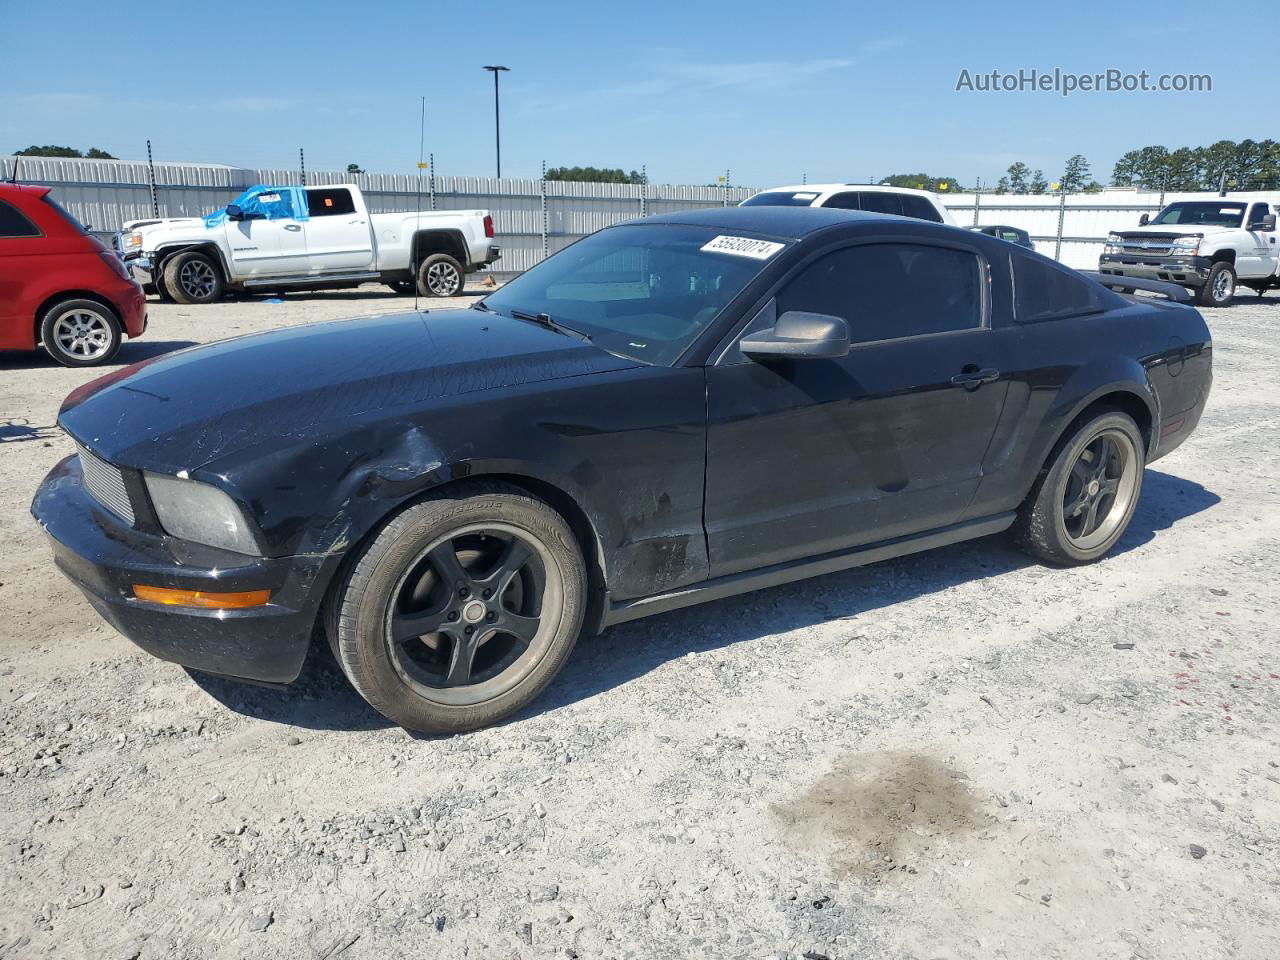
701 235 786 260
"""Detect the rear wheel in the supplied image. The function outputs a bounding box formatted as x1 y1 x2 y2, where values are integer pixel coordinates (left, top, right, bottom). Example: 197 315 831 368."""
40 299 122 367
329 483 586 733
416 253 466 298
1195 262 1235 307
1012 410 1144 565
164 250 224 304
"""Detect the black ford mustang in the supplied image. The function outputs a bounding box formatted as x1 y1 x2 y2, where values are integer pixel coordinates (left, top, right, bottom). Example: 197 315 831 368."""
32 207 1212 733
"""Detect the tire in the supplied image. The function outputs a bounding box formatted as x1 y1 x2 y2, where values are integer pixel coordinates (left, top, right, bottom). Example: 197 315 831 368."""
163 250 224 304
39 299 122 367
1195 262 1235 307
387 280 415 295
329 482 586 733
1011 410 1145 566
416 253 466 298
153 271 176 303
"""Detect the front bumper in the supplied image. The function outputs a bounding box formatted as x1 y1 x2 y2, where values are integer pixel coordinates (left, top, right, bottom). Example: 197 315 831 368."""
122 255 155 287
31 455 324 684
1098 254 1211 287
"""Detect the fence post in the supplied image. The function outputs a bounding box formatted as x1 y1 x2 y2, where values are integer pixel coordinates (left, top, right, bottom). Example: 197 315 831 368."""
146 139 159 217
972 185 980 226
723 169 730 207
540 160 548 262
429 153 435 211
640 164 647 219
1054 189 1067 262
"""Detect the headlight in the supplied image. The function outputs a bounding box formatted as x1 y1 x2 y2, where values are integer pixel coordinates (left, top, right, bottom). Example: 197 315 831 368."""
1170 236 1200 254
122 231 143 250
1103 232 1122 254
143 472 261 555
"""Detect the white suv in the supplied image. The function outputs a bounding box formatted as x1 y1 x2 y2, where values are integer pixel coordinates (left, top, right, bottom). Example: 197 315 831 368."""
741 183 958 226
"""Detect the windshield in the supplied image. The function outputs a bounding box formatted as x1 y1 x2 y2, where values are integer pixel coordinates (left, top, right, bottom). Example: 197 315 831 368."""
740 191 821 207
1150 202 1245 228
481 223 785 365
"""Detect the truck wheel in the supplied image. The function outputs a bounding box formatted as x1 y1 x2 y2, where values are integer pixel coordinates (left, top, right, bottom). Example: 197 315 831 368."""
1011 410 1145 566
1195 262 1236 307
40 299 122 367
327 482 586 733
417 253 466 298
164 250 225 304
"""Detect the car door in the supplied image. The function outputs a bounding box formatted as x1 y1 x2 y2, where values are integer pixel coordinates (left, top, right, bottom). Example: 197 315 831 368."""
0 196 43 342
303 187 375 273
1241 202 1278 279
224 214 308 278
703 238 1009 579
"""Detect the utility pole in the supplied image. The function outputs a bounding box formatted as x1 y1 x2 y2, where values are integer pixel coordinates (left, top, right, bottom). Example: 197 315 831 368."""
483 65 510 178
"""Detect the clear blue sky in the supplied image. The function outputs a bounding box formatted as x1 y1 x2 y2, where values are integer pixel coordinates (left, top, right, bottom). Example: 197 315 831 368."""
2 0 1264 187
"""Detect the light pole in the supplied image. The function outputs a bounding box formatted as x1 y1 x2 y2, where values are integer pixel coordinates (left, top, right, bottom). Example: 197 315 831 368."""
482 65 510 178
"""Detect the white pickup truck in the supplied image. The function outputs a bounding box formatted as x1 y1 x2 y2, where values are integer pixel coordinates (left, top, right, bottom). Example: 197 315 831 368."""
114 183 500 303
1098 196 1279 307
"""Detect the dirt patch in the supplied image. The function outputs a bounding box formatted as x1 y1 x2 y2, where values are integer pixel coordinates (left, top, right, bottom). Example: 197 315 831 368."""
773 750 989 879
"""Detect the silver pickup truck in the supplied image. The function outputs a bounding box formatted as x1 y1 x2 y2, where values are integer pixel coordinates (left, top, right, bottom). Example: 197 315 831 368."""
115 183 500 303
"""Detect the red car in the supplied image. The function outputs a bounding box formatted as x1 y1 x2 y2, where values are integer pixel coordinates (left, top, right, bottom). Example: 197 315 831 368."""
0 183 146 366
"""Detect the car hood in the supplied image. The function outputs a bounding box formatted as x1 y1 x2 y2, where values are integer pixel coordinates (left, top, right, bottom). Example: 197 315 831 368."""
59 309 638 473
1119 224 1232 237
124 217 214 243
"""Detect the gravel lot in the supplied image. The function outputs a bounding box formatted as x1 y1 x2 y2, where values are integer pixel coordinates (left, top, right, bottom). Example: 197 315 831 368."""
1 285 1278 960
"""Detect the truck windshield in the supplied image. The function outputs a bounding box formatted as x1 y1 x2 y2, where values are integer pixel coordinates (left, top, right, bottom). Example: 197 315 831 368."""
481 223 785 365
1150 202 1245 228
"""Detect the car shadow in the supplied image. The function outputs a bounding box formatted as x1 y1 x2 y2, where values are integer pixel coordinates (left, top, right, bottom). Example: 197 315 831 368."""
187 468 1219 736
0 340 198 370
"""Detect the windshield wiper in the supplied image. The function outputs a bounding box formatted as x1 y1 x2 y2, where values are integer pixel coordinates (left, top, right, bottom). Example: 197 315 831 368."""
508 309 592 342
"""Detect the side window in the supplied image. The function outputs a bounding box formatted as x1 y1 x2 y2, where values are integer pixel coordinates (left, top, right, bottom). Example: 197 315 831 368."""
306 188 356 217
858 192 904 216
901 195 943 223
823 192 861 210
1013 254 1106 322
0 199 40 238
776 243 983 344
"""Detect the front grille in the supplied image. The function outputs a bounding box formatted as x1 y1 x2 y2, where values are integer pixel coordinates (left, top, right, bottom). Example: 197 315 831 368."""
76 443 135 525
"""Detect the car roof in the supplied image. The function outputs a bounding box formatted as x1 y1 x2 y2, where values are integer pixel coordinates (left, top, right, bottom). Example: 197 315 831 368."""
758 183 944 199
631 205 895 240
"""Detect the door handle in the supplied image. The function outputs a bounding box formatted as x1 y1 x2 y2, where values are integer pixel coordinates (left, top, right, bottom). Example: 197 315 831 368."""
349 219 367 225
951 367 1000 388
284 224 302 232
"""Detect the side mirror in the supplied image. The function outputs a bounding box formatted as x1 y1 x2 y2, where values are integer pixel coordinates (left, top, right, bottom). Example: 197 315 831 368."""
1252 214 1277 231
741 311 851 361
225 204 245 221
1138 213 1150 227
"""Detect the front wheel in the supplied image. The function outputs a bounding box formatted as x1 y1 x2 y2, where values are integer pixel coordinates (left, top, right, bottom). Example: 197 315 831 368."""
163 250 224 304
1195 262 1235 307
1012 410 1145 566
329 483 586 733
40 299 122 367
416 253 466 298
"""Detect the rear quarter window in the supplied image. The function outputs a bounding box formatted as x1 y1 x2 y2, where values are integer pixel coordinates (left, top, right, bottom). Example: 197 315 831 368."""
901 195 943 223
0 199 41 237
1013 254 1107 323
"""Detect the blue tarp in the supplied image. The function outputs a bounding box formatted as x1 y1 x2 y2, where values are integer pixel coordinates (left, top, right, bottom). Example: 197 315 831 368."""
204 185 310 229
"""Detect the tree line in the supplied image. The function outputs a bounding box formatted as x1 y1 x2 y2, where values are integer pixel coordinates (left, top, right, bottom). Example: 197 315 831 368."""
1111 140 1280 192
14 144 117 159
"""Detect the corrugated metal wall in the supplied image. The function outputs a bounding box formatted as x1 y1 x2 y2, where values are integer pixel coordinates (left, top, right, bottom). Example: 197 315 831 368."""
6 156 1272 274
1 156 752 275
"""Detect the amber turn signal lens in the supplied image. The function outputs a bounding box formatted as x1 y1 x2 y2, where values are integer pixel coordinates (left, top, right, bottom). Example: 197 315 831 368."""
132 585 271 609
